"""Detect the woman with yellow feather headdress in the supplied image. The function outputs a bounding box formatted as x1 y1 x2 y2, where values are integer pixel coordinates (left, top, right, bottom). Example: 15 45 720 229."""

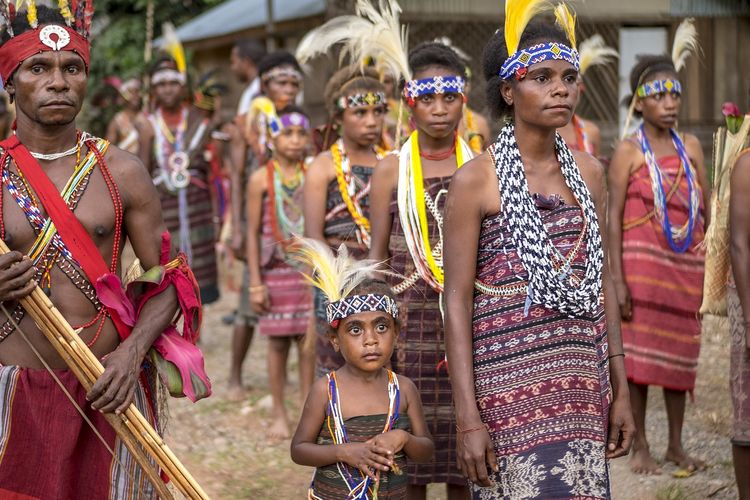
443 1 635 496
557 34 618 157
607 18 709 475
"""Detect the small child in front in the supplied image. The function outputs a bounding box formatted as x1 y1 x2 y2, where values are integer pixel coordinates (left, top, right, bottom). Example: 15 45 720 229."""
290 239 433 499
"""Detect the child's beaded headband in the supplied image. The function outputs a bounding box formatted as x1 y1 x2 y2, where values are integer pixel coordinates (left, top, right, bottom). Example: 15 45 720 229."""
336 91 388 111
498 1 579 82
326 293 399 328
270 112 310 138
636 78 682 98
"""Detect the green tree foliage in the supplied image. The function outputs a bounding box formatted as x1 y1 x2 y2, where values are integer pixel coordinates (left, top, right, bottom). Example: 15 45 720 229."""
85 0 222 134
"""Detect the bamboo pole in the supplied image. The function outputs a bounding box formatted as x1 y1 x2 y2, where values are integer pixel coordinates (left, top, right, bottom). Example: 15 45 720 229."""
0 239 209 499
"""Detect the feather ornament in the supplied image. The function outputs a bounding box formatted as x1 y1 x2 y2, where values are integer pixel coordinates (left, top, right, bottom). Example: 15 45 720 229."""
162 22 186 76
578 34 618 75
295 15 372 65
81 0 93 37
672 17 700 72
0 0 13 38
504 0 551 57
26 0 37 29
355 0 411 81
291 237 385 304
553 3 576 49
58 0 73 26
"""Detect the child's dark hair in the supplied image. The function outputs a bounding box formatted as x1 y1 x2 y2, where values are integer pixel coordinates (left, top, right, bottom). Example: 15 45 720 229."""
623 54 677 116
329 278 401 333
1 6 64 43
277 104 309 120
482 21 569 119
408 41 466 79
258 50 302 78
149 55 179 77
324 65 385 118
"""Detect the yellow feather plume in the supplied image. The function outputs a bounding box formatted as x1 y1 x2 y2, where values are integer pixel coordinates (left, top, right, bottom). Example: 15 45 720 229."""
291 237 386 304
162 22 186 76
504 0 552 57
578 34 618 75
672 18 700 73
553 3 576 49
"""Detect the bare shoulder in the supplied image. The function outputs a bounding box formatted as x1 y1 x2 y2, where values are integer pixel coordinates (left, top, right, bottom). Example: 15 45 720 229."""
101 145 153 204
452 151 496 191
249 164 267 188
734 149 750 174
308 150 335 181
372 153 400 186
395 374 419 407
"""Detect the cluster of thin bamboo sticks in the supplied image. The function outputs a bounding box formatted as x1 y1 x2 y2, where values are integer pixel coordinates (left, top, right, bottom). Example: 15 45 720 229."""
0 239 208 499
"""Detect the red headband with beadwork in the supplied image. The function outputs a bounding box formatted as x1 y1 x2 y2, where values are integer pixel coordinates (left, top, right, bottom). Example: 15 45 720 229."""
0 25 91 85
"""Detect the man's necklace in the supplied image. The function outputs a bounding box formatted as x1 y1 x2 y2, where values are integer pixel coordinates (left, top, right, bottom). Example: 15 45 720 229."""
27 132 88 161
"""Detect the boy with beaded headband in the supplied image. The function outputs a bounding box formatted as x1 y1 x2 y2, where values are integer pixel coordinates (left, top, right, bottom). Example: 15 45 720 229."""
608 20 709 474
443 1 634 497
0 2 208 497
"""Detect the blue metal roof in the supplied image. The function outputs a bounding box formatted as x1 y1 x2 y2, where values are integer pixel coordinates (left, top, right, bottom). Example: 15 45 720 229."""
172 0 326 43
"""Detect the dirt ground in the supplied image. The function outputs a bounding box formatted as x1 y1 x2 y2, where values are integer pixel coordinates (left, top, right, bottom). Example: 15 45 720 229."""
165 291 739 499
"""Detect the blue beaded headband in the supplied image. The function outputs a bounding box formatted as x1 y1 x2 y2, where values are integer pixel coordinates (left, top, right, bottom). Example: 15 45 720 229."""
336 91 388 110
404 75 465 99
499 42 580 80
326 293 400 328
636 78 682 98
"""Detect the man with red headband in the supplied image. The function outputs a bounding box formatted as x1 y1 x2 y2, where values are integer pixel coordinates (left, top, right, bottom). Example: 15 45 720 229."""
0 5 207 498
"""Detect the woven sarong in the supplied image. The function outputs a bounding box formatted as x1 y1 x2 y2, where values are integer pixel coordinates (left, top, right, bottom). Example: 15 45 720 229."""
728 284 750 445
315 166 373 376
621 156 705 391
158 156 219 305
0 365 159 499
386 176 463 486
471 197 611 499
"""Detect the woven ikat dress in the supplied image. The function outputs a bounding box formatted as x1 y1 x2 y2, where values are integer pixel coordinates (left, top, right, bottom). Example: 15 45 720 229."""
471 193 612 499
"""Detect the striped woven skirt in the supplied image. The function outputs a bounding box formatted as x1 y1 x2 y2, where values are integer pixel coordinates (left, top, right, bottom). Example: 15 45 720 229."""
0 365 159 499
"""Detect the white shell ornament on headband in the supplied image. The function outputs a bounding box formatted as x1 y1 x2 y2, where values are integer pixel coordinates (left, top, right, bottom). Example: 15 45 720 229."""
39 25 71 51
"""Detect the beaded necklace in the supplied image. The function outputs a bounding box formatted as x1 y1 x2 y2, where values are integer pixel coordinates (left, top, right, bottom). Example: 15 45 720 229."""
308 370 400 500
151 107 189 191
396 130 473 293
636 124 700 253
266 159 305 252
490 123 603 317
0 137 122 346
330 139 386 249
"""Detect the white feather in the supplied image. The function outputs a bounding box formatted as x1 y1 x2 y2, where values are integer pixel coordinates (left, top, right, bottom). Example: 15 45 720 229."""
578 34 618 75
672 18 700 72
295 15 372 65
433 36 471 62
355 0 411 81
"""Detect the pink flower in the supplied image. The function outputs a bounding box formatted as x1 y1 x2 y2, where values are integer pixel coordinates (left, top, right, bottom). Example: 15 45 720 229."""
723 102 741 118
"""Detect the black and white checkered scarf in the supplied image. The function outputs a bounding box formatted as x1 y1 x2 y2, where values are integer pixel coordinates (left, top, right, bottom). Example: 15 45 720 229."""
490 123 603 317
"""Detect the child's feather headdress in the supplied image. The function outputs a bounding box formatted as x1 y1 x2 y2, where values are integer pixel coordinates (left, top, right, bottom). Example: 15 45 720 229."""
292 237 399 327
578 34 618 75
